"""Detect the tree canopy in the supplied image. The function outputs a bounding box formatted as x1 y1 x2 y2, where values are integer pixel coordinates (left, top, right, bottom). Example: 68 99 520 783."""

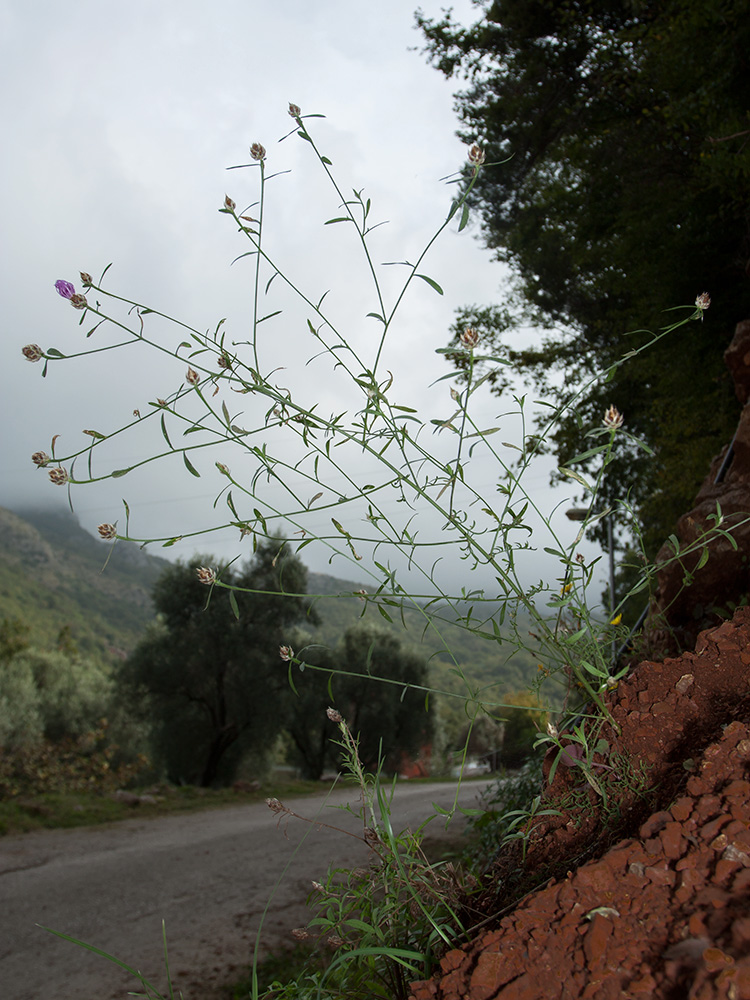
418 0 750 554
121 541 316 786
285 622 433 780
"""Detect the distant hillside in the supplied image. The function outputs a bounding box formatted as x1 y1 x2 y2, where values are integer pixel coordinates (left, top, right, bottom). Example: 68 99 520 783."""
0 505 169 660
0 506 537 705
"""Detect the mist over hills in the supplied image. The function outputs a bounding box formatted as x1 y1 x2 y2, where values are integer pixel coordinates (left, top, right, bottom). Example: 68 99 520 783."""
0 505 535 701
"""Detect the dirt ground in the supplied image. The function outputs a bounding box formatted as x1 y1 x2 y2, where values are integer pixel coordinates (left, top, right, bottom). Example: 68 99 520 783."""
409 607 750 1000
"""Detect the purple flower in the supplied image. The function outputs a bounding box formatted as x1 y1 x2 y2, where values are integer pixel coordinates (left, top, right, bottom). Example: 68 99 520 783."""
55 280 75 299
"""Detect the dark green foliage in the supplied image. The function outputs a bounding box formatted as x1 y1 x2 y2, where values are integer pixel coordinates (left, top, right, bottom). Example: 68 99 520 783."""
418 0 750 555
120 540 317 787
286 622 433 780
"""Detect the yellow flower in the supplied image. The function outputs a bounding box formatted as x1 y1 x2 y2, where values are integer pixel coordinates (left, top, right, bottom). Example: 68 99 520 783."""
609 613 622 626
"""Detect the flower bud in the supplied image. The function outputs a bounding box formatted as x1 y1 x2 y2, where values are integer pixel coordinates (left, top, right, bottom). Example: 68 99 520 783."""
468 144 485 166
48 467 69 486
603 405 623 430
224 195 236 211
288 103 301 118
70 293 88 310
186 367 199 385
326 707 343 723
31 451 51 467
250 142 266 161
695 292 711 312
279 645 294 662
80 272 93 286
22 344 44 362
459 327 480 349
97 523 117 540
55 279 75 299
196 566 216 585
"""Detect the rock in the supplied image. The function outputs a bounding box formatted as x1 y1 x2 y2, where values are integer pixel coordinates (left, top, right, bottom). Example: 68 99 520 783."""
409 608 750 1000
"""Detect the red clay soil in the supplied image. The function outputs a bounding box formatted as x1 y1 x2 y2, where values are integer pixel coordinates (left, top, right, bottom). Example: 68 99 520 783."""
409 606 750 1000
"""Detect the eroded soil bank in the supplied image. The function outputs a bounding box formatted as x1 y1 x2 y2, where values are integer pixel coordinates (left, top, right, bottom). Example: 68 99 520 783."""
410 607 750 1000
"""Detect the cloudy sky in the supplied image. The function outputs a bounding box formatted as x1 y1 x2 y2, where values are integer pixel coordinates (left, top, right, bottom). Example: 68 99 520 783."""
1 0 603 603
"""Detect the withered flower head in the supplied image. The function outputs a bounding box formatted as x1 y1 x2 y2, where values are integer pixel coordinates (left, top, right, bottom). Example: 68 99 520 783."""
291 928 310 941
196 566 216 585
695 292 711 312
326 707 343 723
97 523 117 540
250 142 266 161
80 272 93 286
48 467 69 486
223 195 236 211
22 344 44 362
31 451 51 467
186 367 199 385
70 293 88 310
279 645 294 662
217 353 232 370
603 405 624 430
459 327 480 349
288 103 301 118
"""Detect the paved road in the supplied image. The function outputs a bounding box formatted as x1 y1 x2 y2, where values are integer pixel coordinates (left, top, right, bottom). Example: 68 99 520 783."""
0 780 492 1000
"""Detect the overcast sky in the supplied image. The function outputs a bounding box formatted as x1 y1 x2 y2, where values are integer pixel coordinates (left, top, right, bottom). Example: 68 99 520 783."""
1 0 604 603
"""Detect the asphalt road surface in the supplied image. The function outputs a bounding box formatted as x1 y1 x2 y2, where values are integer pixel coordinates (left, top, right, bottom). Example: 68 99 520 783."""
0 780 492 1000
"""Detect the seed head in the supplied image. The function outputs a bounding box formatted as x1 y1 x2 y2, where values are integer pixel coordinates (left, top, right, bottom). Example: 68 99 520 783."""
70 293 88 310
279 645 294 661
196 566 216 585
603 405 624 430
22 344 44 362
695 292 711 312
217 353 232 370
97 523 117 540
288 103 301 118
186 367 199 385
55 279 75 299
468 143 485 167
31 451 51 467
291 928 310 941
48 467 69 486
80 272 93 286
266 797 285 814
311 880 324 892
224 195 236 211
250 142 266 161
326 935 344 949
459 327 480 349
326 707 343 723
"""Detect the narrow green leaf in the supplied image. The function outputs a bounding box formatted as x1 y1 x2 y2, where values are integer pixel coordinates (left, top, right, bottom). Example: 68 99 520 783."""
458 202 470 232
567 445 609 465
377 604 393 623
111 468 132 478
324 217 350 225
229 589 240 620
416 273 444 295
46 348 66 358
160 414 173 450
183 453 200 477
558 467 592 489
257 310 282 324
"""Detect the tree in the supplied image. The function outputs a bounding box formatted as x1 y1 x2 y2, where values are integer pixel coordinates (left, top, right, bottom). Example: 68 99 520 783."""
120 540 316 786
285 622 433 780
418 0 750 556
